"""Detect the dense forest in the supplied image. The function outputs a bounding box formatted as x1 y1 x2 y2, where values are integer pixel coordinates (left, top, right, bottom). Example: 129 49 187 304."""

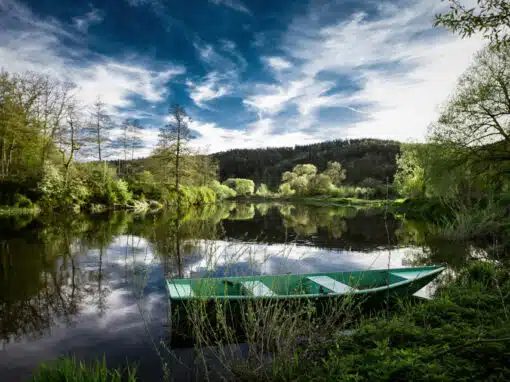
212 139 400 188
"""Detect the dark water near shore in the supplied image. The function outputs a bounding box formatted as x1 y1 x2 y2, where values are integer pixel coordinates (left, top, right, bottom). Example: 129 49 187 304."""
0 202 479 381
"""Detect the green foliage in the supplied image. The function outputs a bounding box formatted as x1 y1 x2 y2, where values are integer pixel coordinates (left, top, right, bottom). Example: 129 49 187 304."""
293 164 318 177
394 145 427 198
309 173 333 195
32 356 137 382
435 0 510 47
223 178 255 196
129 170 161 200
210 180 237 199
112 179 132 204
359 177 383 188
278 182 295 197
279 163 352 197
39 162 65 202
330 185 374 199
178 186 217 206
323 161 346 186
430 45 510 192
255 183 272 197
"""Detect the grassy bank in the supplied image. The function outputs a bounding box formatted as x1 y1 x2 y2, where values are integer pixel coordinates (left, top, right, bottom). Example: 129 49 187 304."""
234 194 403 209
31 356 137 382
215 262 510 381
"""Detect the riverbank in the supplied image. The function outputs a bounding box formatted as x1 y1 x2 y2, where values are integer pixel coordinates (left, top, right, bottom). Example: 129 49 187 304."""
225 262 510 381
33 261 509 381
234 194 396 207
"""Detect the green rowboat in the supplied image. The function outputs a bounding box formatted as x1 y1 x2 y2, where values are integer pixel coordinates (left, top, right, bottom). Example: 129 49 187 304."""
166 265 445 302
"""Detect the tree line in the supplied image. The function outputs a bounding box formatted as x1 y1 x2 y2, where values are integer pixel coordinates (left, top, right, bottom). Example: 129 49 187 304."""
0 71 219 210
212 138 400 189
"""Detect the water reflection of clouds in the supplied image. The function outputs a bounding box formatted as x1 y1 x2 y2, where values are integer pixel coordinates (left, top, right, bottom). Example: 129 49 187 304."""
2 234 167 381
184 240 425 278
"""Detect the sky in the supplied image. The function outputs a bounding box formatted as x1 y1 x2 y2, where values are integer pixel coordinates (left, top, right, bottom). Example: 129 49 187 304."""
0 0 485 156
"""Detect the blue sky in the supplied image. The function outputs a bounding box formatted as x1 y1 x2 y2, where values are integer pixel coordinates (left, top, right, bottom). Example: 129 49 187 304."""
0 0 484 155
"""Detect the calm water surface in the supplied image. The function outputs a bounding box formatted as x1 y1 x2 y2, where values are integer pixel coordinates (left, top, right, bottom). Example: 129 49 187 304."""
0 202 477 381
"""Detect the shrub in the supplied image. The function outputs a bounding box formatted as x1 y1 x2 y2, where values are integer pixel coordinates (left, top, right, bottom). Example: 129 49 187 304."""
255 183 272 197
39 162 64 202
112 179 132 205
309 174 333 195
129 170 161 200
179 186 217 206
210 180 237 199
278 183 295 197
359 177 383 188
223 178 255 196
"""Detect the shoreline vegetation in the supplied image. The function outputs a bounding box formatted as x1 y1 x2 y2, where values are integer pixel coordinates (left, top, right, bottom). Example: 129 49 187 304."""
30 262 510 381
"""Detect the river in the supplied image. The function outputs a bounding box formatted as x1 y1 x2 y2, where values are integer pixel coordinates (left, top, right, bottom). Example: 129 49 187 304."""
0 202 476 381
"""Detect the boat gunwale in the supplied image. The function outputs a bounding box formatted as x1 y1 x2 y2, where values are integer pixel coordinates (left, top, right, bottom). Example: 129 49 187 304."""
165 265 445 301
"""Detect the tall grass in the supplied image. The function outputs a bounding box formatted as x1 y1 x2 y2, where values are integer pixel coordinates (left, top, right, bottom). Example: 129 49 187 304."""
31 356 137 382
433 198 502 241
164 275 366 381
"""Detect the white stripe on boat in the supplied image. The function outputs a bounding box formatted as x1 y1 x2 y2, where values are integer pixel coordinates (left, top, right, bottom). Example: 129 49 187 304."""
308 276 354 294
391 270 425 280
241 281 276 297
167 283 194 298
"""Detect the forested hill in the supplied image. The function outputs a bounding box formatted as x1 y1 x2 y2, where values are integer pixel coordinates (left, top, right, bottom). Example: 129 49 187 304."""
213 139 401 189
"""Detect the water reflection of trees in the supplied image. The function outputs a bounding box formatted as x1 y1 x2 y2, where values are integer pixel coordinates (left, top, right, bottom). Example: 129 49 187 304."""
396 219 496 271
0 213 132 344
279 204 349 238
220 203 401 251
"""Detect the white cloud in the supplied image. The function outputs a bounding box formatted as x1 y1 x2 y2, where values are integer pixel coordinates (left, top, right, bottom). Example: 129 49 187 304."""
0 0 184 115
209 0 251 14
186 72 231 108
73 7 104 33
264 56 292 71
244 0 486 142
189 118 320 153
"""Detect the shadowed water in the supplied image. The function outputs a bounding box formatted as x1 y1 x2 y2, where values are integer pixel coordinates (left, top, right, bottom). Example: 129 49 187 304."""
0 203 478 381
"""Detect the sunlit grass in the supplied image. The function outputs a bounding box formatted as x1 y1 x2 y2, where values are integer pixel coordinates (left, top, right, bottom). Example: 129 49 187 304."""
31 356 137 382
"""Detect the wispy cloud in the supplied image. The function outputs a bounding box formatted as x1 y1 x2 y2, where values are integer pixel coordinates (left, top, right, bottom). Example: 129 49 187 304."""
263 56 292 72
243 0 485 142
209 0 251 15
189 118 319 153
186 72 231 108
0 0 184 114
72 7 104 33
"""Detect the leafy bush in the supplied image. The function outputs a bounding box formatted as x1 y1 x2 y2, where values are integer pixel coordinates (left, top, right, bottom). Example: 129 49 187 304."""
112 179 132 205
278 183 295 197
39 162 64 202
79 163 120 206
223 178 255 196
129 170 161 200
255 183 272 197
330 186 374 199
210 180 237 199
179 186 217 206
309 174 333 195
359 177 383 188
